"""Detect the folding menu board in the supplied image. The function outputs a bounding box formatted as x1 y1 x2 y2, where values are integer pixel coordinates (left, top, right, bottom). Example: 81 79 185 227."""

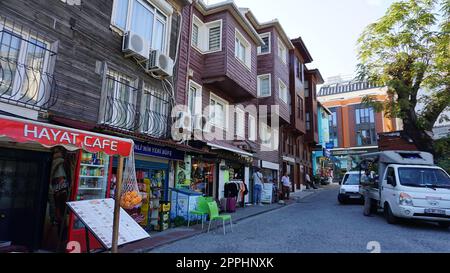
66 198 149 249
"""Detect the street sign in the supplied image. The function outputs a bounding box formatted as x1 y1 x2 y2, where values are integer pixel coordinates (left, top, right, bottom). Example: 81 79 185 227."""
325 142 334 149
324 149 331 158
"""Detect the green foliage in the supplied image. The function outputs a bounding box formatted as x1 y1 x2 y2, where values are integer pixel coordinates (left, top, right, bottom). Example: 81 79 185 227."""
434 137 450 173
357 0 450 140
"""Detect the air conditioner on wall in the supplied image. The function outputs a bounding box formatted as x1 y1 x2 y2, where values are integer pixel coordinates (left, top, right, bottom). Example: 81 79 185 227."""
122 31 150 60
146 49 174 77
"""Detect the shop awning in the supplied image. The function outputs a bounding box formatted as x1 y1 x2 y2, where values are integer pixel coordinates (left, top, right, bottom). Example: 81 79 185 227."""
0 114 134 157
207 141 254 157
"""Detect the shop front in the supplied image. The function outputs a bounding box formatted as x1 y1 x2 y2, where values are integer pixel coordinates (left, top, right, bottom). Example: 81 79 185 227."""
259 160 280 204
111 141 184 233
0 114 133 252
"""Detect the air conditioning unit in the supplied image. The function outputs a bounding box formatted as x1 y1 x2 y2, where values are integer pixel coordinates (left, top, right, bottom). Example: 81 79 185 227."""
146 49 174 77
122 31 150 60
175 111 192 132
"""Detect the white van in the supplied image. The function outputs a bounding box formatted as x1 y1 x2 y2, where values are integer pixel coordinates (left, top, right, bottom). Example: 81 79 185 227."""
338 171 364 204
359 151 450 228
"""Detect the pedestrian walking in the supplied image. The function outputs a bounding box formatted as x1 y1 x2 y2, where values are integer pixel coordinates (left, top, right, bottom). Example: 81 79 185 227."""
281 172 291 200
252 167 264 206
305 172 317 189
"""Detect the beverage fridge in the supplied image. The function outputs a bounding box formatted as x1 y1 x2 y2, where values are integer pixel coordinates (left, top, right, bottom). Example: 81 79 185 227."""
67 151 112 252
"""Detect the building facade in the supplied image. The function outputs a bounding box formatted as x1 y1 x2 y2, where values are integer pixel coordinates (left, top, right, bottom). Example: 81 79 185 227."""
0 0 325 252
318 80 402 171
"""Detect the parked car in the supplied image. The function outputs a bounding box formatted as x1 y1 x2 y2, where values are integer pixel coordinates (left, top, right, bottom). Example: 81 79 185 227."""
338 171 364 204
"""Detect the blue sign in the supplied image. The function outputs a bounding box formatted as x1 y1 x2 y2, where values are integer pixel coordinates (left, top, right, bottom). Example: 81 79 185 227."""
325 142 334 149
324 149 331 158
134 141 184 161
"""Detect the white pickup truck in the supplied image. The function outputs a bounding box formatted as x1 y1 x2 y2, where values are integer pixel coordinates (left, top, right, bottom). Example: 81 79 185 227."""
359 151 450 228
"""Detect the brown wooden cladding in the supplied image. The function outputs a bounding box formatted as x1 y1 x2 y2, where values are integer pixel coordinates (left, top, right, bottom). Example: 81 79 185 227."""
348 105 356 147
255 26 290 124
1 0 182 125
289 49 306 134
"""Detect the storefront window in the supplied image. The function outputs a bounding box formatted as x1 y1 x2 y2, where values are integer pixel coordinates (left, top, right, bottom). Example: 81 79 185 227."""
191 160 215 196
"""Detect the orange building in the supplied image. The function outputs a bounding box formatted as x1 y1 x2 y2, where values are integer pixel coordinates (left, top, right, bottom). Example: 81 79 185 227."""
318 80 402 171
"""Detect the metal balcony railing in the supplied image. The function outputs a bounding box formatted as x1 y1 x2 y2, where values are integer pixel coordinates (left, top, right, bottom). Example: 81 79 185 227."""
0 16 58 110
101 73 172 139
140 91 171 139
102 74 140 131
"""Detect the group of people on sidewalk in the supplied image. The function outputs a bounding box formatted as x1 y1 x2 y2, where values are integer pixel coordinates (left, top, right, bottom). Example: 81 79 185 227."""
251 167 318 206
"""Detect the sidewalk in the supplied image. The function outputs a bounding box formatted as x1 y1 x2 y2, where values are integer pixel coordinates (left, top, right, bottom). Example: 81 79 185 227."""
118 188 323 253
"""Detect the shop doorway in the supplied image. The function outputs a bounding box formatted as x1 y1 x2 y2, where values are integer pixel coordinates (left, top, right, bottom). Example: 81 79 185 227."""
0 147 51 250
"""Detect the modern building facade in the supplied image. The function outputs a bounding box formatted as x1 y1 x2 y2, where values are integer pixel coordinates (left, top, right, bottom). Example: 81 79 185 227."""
318 80 402 171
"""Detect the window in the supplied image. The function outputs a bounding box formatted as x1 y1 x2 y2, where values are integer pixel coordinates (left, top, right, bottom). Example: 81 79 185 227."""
260 123 271 146
257 74 271 97
258 32 270 55
306 112 311 131
278 79 288 103
298 96 304 120
104 70 136 130
304 80 309 97
188 81 202 123
141 81 169 136
0 29 53 105
248 115 256 141
111 0 169 53
235 29 251 69
329 108 339 148
295 57 304 82
209 93 228 129
191 16 222 54
355 105 376 146
235 108 245 138
278 38 287 64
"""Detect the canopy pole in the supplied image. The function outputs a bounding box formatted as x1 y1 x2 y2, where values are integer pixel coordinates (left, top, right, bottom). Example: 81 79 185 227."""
111 156 124 253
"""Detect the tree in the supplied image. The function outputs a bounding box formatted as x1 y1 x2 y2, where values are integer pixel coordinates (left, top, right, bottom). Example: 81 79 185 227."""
357 0 450 154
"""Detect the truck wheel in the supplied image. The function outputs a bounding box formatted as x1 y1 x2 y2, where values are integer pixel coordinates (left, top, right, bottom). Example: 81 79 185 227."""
438 222 450 229
384 203 398 224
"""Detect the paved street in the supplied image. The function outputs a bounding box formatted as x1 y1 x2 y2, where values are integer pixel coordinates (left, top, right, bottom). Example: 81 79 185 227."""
150 185 450 253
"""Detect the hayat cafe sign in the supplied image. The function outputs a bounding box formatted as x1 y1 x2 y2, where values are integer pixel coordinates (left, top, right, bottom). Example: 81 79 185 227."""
0 115 133 157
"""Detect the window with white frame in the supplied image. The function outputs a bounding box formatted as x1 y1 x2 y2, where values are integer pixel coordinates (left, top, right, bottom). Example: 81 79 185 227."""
235 108 245 138
111 0 169 53
188 80 203 129
209 93 228 129
191 16 222 54
235 29 251 69
248 114 256 141
257 74 271 97
278 79 288 103
260 123 271 145
278 38 287 64
258 32 270 55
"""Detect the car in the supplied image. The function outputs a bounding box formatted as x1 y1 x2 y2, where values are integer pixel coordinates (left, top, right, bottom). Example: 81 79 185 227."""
338 171 364 204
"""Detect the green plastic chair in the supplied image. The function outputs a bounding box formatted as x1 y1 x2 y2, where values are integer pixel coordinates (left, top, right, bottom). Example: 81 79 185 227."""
188 197 209 229
207 201 233 235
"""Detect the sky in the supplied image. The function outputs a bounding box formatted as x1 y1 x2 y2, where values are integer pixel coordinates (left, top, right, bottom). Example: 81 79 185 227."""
206 0 395 82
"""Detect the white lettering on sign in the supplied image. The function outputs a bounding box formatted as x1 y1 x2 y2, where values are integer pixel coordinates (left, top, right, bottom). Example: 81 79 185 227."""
50 128 62 141
24 124 38 138
84 136 93 147
60 131 72 144
111 141 118 151
60 0 81 5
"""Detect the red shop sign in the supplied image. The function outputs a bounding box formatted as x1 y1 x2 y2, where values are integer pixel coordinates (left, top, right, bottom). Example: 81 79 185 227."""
0 115 133 157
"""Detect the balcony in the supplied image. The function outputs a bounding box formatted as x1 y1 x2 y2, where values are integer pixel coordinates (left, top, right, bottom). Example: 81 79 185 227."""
0 17 58 112
99 73 171 139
